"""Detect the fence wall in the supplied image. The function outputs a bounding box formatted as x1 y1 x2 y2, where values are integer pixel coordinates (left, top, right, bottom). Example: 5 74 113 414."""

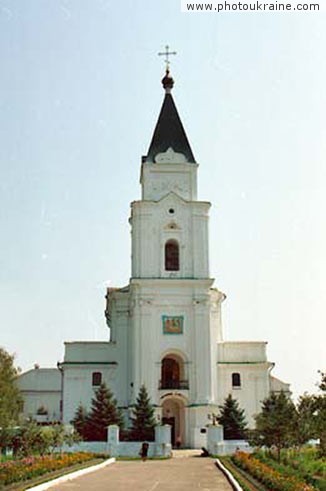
60 425 172 458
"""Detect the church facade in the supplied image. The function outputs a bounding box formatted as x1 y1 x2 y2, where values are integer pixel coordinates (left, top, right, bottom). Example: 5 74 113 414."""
18 69 289 449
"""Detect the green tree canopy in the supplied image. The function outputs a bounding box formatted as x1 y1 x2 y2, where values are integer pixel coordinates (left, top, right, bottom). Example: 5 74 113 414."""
293 372 326 456
71 403 88 439
217 394 247 440
0 347 22 429
314 371 326 456
296 393 317 446
130 385 156 441
250 391 297 461
86 383 123 441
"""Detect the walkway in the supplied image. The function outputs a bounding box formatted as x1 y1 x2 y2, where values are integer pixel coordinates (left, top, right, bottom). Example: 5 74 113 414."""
50 453 233 491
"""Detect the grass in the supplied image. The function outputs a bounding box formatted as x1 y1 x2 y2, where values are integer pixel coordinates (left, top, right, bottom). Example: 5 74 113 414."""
1 458 107 491
0 456 13 463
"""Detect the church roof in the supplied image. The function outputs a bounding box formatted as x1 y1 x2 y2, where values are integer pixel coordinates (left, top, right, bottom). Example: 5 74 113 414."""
146 72 196 164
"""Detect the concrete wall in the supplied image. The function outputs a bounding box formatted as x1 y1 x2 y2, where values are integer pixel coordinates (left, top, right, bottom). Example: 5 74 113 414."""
217 341 274 427
109 424 171 458
17 368 61 422
218 341 268 363
207 425 253 456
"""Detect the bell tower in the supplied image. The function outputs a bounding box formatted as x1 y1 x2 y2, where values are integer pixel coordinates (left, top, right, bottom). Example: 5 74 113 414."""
127 60 225 448
130 69 210 280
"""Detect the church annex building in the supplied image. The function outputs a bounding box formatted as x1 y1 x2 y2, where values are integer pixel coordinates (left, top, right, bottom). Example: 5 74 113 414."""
18 67 289 449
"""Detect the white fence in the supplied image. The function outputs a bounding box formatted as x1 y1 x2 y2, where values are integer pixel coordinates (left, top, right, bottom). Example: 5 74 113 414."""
60 425 172 458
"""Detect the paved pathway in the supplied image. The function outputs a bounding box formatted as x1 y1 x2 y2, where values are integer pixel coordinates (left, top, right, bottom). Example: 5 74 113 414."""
50 453 233 491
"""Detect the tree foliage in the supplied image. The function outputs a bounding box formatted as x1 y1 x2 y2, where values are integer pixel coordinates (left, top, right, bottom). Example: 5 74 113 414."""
85 383 123 441
302 371 326 456
314 371 326 456
293 372 326 456
217 394 248 440
130 385 156 441
250 391 297 461
296 393 317 445
7 421 79 456
0 347 22 429
71 403 88 438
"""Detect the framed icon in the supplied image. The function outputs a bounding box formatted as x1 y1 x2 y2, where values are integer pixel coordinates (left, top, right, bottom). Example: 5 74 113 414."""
162 315 183 334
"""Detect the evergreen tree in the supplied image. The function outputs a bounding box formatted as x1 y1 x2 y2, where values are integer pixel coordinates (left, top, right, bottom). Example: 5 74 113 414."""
313 371 326 456
86 383 123 441
130 385 156 441
250 391 297 461
0 348 23 434
71 403 88 439
217 394 247 440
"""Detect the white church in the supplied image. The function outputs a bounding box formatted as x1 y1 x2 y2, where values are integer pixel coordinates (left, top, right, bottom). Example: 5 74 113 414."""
18 66 290 448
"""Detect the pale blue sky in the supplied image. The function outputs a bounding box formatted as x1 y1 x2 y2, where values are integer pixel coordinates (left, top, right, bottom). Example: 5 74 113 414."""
0 1 325 400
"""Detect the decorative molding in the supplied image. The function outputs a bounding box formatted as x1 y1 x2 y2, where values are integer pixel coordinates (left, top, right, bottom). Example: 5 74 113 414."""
59 361 118 366
164 221 180 230
217 361 266 365
155 147 187 164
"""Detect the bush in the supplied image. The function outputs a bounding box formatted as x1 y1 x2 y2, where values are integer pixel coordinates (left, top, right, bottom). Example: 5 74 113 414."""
232 451 316 491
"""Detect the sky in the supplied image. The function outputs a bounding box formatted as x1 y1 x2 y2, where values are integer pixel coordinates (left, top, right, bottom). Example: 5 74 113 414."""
0 0 325 401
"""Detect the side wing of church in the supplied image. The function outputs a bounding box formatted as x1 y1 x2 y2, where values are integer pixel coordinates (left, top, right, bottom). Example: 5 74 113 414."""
18 68 290 449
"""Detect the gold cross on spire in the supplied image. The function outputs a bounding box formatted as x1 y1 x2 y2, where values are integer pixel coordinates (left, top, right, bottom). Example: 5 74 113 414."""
158 45 177 71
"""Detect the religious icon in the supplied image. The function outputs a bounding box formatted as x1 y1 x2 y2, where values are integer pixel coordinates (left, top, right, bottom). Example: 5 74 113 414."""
162 315 183 334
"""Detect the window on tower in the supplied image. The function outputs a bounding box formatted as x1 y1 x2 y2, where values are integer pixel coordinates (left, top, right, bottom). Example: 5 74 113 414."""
92 372 102 387
165 240 179 271
232 372 241 388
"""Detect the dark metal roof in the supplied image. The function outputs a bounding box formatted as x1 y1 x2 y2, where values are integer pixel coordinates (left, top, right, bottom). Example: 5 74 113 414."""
146 93 196 163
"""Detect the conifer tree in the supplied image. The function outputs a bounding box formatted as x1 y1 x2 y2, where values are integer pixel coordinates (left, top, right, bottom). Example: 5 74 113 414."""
250 391 297 461
217 394 247 440
130 384 156 441
86 383 123 441
71 403 88 439
315 371 326 456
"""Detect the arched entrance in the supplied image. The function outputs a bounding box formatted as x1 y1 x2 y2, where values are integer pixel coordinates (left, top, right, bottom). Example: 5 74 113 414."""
162 397 186 448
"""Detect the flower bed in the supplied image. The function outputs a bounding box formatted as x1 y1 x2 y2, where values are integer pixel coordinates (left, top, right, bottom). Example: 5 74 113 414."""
232 451 316 491
254 449 326 490
0 452 100 487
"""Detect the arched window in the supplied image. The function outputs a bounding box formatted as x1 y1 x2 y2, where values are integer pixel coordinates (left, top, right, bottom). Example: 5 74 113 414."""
165 240 179 271
92 372 102 387
162 357 180 388
232 372 241 388
160 354 188 390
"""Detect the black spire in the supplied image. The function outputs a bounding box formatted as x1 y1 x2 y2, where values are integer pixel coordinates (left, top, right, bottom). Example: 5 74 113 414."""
146 71 196 164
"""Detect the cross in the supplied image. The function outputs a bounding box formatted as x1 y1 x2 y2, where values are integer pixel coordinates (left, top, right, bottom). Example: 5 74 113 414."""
158 45 177 70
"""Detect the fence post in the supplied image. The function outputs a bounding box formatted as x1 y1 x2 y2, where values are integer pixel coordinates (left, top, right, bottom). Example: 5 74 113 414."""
155 425 172 457
107 425 119 456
